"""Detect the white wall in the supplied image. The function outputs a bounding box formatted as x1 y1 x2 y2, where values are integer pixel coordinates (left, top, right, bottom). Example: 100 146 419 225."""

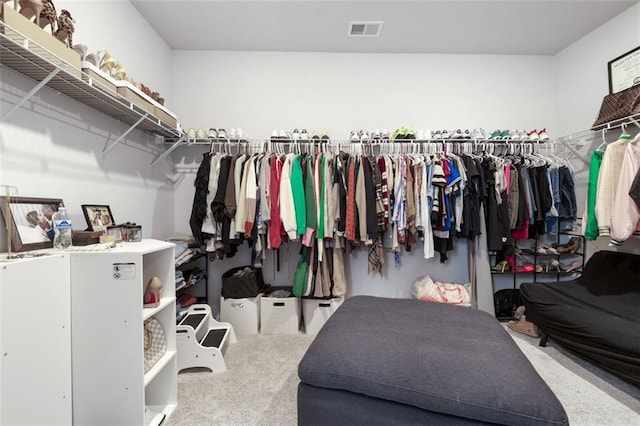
0 0 175 250
169 51 555 307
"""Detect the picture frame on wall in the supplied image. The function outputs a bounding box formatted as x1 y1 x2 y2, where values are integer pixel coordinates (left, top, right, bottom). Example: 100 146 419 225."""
608 45 640 94
0 196 64 252
81 204 114 233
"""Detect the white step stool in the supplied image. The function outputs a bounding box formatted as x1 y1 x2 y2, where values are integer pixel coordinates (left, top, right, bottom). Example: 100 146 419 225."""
176 304 237 372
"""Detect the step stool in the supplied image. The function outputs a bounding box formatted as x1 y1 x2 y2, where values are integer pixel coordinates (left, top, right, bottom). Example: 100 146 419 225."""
176 304 237 372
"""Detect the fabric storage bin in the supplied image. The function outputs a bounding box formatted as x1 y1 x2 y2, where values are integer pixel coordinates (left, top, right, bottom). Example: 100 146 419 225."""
220 294 261 335
302 297 344 334
260 294 300 334
221 266 264 299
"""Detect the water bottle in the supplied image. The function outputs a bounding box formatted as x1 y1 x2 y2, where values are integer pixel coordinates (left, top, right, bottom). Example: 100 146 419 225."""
52 207 72 249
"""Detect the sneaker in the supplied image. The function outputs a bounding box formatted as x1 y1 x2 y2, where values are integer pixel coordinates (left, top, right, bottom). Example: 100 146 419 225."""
300 129 309 140
292 129 300 140
229 128 237 139
489 130 502 140
463 129 472 139
519 130 529 140
416 129 425 141
311 130 320 140
321 130 330 141
453 129 464 139
359 129 370 142
237 128 246 140
471 128 487 140
372 129 381 140
196 128 206 139
271 129 279 139
433 130 442 140
381 129 390 140
207 128 217 138
279 129 287 139
286 131 292 140
528 129 539 141
350 130 359 142
509 129 520 140
441 130 450 139
187 128 196 139
499 130 510 139
405 128 416 139
218 128 227 139
424 129 433 140
538 128 549 141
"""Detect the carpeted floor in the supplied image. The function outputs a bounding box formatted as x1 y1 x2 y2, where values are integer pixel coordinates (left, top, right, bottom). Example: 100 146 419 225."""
171 329 640 425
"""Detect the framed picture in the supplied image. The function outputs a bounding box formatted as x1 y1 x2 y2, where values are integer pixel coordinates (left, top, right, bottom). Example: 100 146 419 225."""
0 196 64 252
608 45 640 94
81 204 115 232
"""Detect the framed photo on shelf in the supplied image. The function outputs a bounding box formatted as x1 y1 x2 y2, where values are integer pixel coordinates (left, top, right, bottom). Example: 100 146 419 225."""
0 196 64 252
608 45 640 94
81 204 114 233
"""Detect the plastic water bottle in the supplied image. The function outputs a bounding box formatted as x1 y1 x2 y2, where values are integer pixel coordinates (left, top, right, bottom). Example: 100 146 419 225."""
52 207 72 249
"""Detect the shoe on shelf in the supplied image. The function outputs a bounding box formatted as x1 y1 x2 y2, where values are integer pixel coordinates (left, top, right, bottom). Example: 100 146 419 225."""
509 129 521 140
499 129 510 139
489 130 502 140
546 259 561 272
463 129 472 139
292 128 300 140
321 130 330 141
218 128 228 139
285 131 293 140
372 129 381 140
528 129 540 141
207 128 218 139
279 129 287 139
359 129 370 142
187 128 196 139
236 128 246 140
415 129 425 141
452 129 464 139
538 128 550 141
195 128 206 139
300 129 309 140
441 130 450 140
229 128 237 139
350 130 359 142
519 130 529 141
561 260 581 272
433 130 443 140
552 236 581 254
271 129 279 140
381 129 390 140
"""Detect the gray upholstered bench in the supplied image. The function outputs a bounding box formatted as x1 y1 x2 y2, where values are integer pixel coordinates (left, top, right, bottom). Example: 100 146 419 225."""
298 296 568 425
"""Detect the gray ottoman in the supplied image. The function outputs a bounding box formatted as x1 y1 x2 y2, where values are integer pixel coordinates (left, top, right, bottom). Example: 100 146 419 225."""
298 296 568 425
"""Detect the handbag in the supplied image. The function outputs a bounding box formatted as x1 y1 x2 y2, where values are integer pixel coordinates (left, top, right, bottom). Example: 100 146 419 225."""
412 274 472 305
592 85 640 129
144 317 167 373
493 289 523 318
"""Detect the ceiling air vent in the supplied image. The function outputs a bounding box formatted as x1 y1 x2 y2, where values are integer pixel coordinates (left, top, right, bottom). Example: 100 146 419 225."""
348 21 383 37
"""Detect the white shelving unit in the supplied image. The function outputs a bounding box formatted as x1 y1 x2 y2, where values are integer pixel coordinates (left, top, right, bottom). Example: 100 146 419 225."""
0 253 72 425
69 239 176 425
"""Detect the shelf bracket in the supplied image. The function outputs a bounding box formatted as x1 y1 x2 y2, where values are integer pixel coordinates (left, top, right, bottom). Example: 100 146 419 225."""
151 136 186 167
558 139 589 166
102 114 148 156
1 67 61 122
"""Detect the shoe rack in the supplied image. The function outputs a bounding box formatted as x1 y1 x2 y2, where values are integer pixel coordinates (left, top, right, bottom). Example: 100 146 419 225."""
0 18 181 159
490 231 586 320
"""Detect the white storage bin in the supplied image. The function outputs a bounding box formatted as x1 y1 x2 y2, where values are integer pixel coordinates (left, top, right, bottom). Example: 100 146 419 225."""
260 296 300 334
220 294 261 335
302 297 344 334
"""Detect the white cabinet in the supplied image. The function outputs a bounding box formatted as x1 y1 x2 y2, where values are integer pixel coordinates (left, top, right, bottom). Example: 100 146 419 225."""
0 253 72 425
69 240 176 425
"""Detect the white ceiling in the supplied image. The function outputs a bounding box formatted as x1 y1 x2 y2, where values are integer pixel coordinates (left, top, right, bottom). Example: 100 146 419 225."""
130 0 638 55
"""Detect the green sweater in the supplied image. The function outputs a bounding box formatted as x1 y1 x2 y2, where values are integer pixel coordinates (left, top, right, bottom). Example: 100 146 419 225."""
291 155 306 235
584 150 603 240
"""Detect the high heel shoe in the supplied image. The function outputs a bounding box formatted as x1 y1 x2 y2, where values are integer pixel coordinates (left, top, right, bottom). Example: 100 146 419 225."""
143 276 163 308
536 244 558 255
18 0 44 26
112 63 127 81
98 51 116 75
38 0 56 35
546 259 561 272
561 260 582 272
54 9 74 48
492 260 510 273
553 236 581 254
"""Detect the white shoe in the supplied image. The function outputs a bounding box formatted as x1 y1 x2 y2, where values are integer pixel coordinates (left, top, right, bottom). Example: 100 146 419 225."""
236 128 245 139
372 129 381 140
279 129 287 139
229 128 237 139
292 129 300 140
538 128 549 141
359 130 370 142
416 129 425 140
218 128 227 139
207 128 217 138
350 130 359 142
381 129 390 140
300 129 309 140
